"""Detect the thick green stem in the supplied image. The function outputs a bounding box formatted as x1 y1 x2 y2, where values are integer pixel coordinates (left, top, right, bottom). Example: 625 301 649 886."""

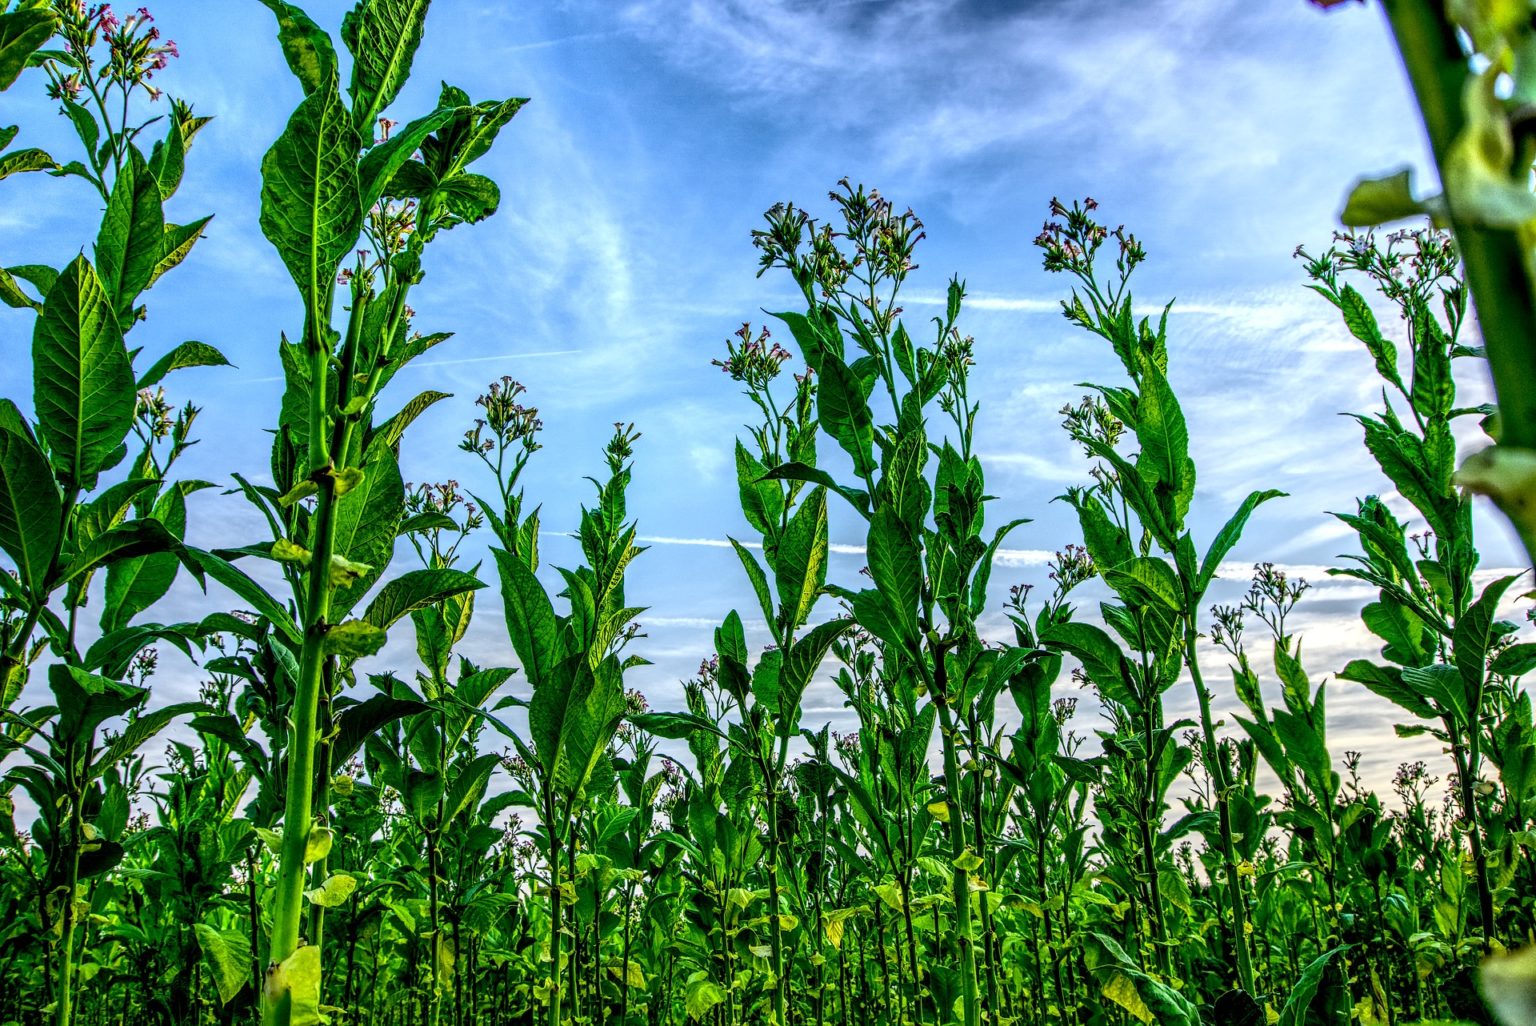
545 790 564 1026
264 340 340 1026
55 783 84 1026
765 786 788 1026
934 694 979 1026
1450 735 1497 949
1185 625 1256 994
1381 0 1536 564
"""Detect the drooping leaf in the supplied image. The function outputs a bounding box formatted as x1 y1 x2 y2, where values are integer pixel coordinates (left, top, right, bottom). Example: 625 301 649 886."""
0 9 56 91
363 567 483 630
268 943 321 1026
137 340 231 390
192 924 251 1006
341 0 432 130
256 0 337 96
303 873 357 907
0 424 59 590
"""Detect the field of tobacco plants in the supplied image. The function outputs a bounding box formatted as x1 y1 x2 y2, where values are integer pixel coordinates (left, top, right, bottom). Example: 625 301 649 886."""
3 2 1536 1026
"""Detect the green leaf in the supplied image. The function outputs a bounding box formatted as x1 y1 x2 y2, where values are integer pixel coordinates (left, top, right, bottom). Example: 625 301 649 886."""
769 308 840 372
186 547 302 644
95 701 202 774
322 619 387 658
329 445 405 617
137 340 231 390
684 972 727 1022
259 75 363 313
774 488 828 630
1277 945 1350 1026
57 518 179 588
331 693 427 764
1340 167 1428 227
1338 659 1436 719
102 486 187 633
1042 622 1128 698
970 517 1029 617
1099 968 1199 1026
493 547 560 690
778 618 854 730
0 146 53 180
0 265 41 311
363 567 483 630
257 0 337 96
192 924 251 1005
762 461 870 518
442 752 499 827
1133 354 1192 520
438 173 500 224
1196 489 1286 597
303 873 357 907
146 217 213 289
1454 574 1520 722
728 537 775 631
32 255 134 488
817 353 876 480
94 146 164 321
357 107 453 212
868 505 920 641
734 440 780 538
1102 557 1181 612
0 424 60 590
0 9 55 92
342 0 432 130
1339 285 1402 388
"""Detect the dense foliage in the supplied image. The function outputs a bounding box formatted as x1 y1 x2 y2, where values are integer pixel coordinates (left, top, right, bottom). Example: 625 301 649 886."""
2 2 1536 1026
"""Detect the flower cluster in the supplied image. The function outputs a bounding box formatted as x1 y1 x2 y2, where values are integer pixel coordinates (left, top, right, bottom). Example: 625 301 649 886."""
1242 561 1310 639
1295 228 1462 326
1035 197 1144 279
1048 543 1095 591
713 323 792 389
605 422 641 474
461 377 543 456
1059 394 1125 456
51 3 178 101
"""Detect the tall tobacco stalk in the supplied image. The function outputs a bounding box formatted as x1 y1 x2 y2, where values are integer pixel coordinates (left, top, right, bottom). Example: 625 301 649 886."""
217 5 522 1023
1298 228 1517 953
473 409 646 1026
0 8 219 1026
1037 199 1283 1004
746 180 1027 1026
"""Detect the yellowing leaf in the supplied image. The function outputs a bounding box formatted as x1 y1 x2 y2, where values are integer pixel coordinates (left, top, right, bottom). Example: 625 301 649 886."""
953 848 984 873
926 800 949 822
265 945 321 1026
303 873 356 907
1102 970 1153 1025
303 825 332 864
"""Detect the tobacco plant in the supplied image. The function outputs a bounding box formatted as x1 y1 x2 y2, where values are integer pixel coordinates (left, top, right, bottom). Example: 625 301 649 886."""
199 4 523 1023
1037 198 1283 1012
475 408 646 1026
745 180 1029 1026
1299 228 1536 965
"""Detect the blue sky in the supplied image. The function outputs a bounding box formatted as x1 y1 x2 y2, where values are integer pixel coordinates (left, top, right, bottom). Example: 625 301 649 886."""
5 0 1526 789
